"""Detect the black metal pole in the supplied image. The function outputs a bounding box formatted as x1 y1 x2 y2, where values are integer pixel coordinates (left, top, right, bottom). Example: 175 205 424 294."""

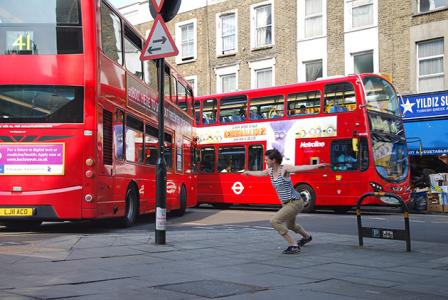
155 58 166 245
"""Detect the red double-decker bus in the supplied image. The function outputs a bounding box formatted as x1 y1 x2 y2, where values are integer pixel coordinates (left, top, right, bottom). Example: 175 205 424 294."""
194 74 410 212
0 0 197 229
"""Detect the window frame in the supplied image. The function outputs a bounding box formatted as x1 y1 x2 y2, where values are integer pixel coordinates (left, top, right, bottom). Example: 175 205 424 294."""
175 19 198 64
215 64 239 93
249 58 275 89
345 0 377 32
418 0 448 13
216 10 238 56
417 38 445 93
353 50 374 74
250 0 275 49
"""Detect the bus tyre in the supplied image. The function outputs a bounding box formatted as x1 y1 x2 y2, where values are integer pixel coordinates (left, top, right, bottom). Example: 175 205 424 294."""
120 187 138 227
1 220 42 231
296 184 316 213
171 186 187 217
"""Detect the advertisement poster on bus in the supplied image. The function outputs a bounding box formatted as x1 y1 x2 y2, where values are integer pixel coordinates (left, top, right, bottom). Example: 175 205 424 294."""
195 116 337 161
0 143 65 175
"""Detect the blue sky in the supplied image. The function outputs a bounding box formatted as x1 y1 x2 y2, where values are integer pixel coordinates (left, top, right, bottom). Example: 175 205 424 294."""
109 0 136 8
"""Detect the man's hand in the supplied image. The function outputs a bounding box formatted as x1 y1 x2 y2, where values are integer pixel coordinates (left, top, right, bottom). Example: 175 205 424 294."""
317 163 330 169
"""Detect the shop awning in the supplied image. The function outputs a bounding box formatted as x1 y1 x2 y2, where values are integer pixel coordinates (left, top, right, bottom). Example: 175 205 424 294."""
404 119 448 155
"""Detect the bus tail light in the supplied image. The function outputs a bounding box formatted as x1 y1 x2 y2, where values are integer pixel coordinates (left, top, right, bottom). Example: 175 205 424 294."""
85 158 94 166
85 194 93 202
369 182 383 192
85 170 94 178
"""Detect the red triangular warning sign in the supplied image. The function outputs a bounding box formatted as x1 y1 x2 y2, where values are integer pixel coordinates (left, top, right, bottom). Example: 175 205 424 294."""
140 15 178 61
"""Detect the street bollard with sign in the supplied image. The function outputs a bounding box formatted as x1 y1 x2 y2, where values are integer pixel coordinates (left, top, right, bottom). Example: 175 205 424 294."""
140 0 180 245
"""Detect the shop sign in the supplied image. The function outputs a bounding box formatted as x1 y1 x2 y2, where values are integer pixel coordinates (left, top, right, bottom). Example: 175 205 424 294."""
401 91 448 120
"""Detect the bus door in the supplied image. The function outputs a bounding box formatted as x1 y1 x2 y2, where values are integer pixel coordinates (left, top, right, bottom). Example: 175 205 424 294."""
323 138 369 206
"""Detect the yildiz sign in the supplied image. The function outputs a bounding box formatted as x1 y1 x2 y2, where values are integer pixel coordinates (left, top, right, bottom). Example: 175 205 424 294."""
400 90 448 120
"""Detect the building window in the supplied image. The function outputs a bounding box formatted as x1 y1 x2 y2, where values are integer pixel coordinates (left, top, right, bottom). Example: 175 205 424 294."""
220 74 237 93
305 0 323 38
175 19 197 64
249 58 275 89
353 51 374 73
255 68 273 88
185 75 197 97
417 38 444 92
215 65 239 93
252 2 273 48
419 0 447 13
347 0 374 29
304 60 323 81
217 12 237 55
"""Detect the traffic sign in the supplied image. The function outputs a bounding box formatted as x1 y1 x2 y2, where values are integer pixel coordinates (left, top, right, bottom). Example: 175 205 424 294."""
140 15 178 61
150 0 165 13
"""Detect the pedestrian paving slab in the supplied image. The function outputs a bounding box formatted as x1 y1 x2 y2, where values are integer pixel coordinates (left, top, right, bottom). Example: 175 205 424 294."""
0 225 448 299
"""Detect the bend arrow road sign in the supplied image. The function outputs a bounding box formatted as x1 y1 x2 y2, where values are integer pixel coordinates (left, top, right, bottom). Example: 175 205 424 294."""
151 0 165 13
141 15 178 61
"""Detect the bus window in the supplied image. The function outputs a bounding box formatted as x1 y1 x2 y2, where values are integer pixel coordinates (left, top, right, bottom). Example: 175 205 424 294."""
101 2 122 65
324 82 356 113
220 96 247 123
144 123 159 165
171 75 178 104
144 60 158 91
359 138 369 171
202 99 217 125
250 95 284 120
330 140 359 171
114 110 124 161
200 147 215 173
218 146 245 173
194 100 201 124
164 132 173 168
125 115 144 163
248 145 264 171
177 81 188 112
287 91 320 116
187 89 194 118
124 26 143 79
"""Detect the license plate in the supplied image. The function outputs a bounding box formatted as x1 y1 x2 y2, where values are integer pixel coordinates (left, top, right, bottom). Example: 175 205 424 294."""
0 208 33 217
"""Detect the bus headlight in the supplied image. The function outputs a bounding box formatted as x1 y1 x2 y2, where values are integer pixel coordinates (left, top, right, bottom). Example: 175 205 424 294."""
369 182 383 192
85 170 94 178
86 158 94 166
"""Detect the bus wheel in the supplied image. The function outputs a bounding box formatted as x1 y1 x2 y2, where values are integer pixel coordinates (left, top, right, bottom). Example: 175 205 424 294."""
296 184 316 213
171 186 187 217
1 220 42 231
120 187 138 227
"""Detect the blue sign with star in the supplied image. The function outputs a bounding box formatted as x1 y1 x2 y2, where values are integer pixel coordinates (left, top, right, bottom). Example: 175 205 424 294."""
400 91 448 120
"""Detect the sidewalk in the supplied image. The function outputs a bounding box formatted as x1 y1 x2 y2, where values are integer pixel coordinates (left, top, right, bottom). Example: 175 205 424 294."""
0 223 448 299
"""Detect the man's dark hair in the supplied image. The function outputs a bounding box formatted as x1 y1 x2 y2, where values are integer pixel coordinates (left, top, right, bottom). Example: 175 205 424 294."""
265 148 283 164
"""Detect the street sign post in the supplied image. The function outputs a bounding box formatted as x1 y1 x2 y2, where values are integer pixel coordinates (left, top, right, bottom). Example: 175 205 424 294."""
142 1 180 246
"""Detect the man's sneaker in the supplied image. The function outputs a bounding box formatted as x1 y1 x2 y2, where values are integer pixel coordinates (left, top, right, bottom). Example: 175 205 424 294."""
282 246 300 254
298 235 312 247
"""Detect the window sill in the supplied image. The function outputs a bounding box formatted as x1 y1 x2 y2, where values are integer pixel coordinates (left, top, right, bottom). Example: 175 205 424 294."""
217 52 237 58
176 58 197 65
413 7 448 17
251 45 274 52
344 24 377 34
298 35 327 42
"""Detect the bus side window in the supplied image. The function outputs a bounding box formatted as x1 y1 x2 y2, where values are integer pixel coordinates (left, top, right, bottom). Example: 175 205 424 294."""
200 147 215 173
330 140 359 171
248 145 264 171
218 146 245 173
114 110 124 161
359 138 369 171
324 82 356 113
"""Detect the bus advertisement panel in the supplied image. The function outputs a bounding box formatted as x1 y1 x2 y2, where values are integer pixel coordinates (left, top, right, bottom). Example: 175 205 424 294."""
0 0 197 229
194 74 410 212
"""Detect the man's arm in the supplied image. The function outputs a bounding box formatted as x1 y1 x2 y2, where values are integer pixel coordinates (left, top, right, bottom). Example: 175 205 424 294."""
242 169 269 177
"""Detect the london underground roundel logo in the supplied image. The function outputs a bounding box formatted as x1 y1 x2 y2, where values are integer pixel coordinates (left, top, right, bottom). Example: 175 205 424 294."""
232 181 244 195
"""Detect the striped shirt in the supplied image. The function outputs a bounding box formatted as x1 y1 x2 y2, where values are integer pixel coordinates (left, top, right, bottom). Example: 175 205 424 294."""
268 166 301 203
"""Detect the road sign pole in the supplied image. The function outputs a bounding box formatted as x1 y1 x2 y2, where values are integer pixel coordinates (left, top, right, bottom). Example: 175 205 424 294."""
155 58 166 245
